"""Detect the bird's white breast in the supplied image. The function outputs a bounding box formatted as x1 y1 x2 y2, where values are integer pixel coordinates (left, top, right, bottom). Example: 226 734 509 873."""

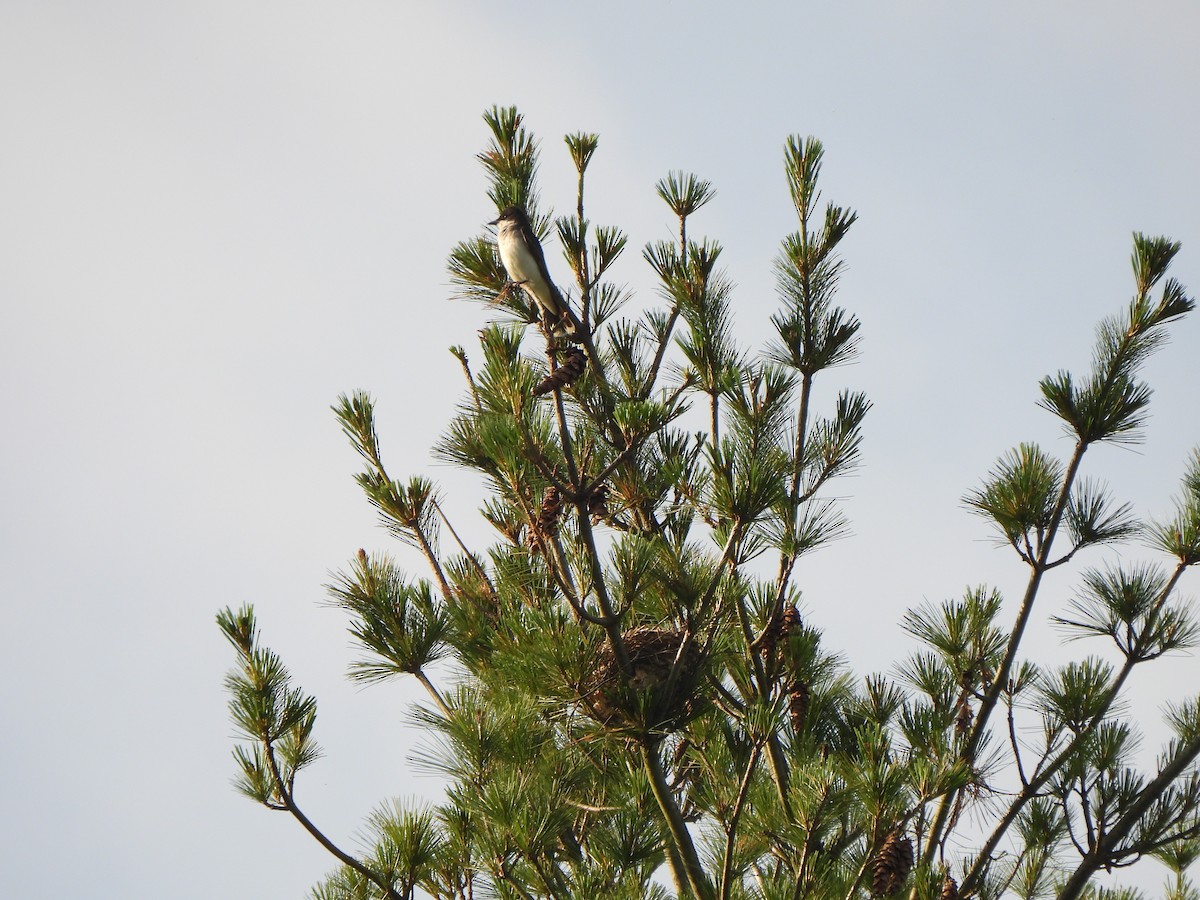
496 220 560 317
496 220 538 284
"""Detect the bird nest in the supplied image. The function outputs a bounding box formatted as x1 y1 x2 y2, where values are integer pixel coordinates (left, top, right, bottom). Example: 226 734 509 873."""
579 626 704 733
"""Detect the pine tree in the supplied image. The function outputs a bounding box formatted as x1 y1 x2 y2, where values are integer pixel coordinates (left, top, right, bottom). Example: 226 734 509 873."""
218 107 1200 900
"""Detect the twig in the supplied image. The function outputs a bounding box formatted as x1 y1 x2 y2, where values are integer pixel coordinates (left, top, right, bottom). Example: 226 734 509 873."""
719 744 762 900
262 740 402 900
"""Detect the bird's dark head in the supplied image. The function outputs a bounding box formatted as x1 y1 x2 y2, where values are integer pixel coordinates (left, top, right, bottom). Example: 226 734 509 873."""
490 205 528 227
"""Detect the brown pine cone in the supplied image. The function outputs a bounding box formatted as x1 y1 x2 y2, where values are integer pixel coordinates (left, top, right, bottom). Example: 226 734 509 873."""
762 603 801 671
871 831 914 897
586 483 610 522
533 347 587 396
788 679 810 734
956 701 973 738
781 603 802 637
940 874 959 900
525 528 542 555
537 486 562 533
760 611 783 666
526 486 563 554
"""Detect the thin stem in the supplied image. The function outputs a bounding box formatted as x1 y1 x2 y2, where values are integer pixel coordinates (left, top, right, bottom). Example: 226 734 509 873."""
1063 790 1087 857
707 676 747 717
453 349 482 410
642 305 682 400
1078 773 1097 851
433 499 492 587
710 390 720 446
575 164 591 329
1007 688 1029 789
772 372 815 615
548 528 617 626
414 668 452 718
413 521 455 606
510 484 611 628
640 212 688 399
789 374 815 509
924 439 1089 864
547 339 632 663
695 523 744 640
731 589 795 818
262 741 402 900
719 744 762 900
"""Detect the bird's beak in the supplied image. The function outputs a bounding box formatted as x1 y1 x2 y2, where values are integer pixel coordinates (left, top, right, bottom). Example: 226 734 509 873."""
488 216 500 226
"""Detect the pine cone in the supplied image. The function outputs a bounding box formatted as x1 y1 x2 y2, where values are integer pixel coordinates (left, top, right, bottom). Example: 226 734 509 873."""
537 486 562 533
788 679 810 734
533 347 587 396
586 483 610 522
871 832 914 897
781 603 801 637
956 701 973 737
940 875 959 900
762 603 802 671
760 612 783 666
526 486 563 554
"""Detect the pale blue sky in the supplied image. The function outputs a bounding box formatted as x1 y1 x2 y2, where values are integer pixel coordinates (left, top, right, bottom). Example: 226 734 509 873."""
2 2 1198 897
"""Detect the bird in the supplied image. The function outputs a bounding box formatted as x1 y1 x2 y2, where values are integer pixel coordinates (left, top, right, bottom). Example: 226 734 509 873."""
490 205 579 340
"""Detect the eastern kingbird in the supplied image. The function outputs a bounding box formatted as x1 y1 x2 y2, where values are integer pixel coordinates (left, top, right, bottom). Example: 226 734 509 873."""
491 205 579 340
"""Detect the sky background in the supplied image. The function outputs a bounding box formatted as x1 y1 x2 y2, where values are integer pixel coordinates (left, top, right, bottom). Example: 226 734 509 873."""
2 1 1199 897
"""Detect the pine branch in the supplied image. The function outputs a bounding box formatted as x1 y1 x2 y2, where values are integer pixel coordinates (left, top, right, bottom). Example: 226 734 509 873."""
262 741 403 900
644 743 714 900
218 607 402 900
958 560 1190 894
928 246 1193 863
1056 731 1200 899
719 744 762 900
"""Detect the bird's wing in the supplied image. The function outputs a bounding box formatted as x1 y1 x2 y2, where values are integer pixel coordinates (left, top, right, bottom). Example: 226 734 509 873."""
521 220 565 305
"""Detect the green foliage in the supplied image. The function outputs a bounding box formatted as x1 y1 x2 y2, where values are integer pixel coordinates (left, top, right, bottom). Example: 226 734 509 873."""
1148 449 1200 566
965 443 1064 555
218 108 1200 900
1054 563 1198 660
328 551 451 680
218 604 321 811
1038 237 1194 446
